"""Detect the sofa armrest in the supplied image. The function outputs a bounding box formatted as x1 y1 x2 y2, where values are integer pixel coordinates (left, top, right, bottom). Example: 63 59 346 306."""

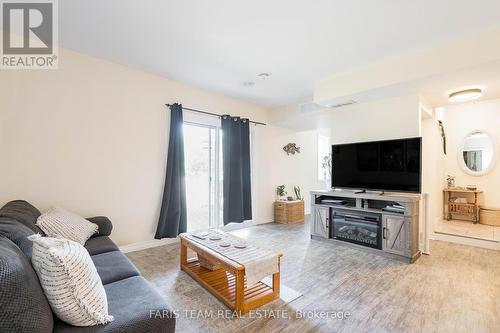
86 216 113 236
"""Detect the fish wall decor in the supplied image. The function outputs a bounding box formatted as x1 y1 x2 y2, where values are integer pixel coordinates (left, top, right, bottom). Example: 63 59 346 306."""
283 143 301 155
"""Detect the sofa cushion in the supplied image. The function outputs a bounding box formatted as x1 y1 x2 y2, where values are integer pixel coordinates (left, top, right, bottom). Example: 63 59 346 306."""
0 217 35 259
0 200 43 234
0 237 54 333
85 236 119 256
29 235 114 327
91 251 140 285
53 276 176 333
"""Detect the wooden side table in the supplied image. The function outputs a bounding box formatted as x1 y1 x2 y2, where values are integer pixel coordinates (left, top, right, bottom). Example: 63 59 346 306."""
443 188 483 223
274 200 304 224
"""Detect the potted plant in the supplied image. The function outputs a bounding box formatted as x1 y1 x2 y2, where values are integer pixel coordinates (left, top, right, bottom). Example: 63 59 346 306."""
293 186 302 201
276 185 287 201
322 154 332 189
446 175 456 188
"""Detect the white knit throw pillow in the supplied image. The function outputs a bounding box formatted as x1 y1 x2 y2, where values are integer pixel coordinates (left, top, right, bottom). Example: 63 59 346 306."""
28 234 114 326
36 207 98 245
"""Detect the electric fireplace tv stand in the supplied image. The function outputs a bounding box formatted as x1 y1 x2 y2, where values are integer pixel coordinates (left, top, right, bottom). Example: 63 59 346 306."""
310 189 421 263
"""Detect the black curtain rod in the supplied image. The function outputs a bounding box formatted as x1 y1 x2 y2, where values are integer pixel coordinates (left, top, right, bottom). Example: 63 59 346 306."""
165 104 266 126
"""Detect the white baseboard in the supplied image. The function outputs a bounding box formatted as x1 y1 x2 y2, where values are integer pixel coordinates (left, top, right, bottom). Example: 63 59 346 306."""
119 216 291 253
119 238 179 253
221 220 256 230
253 217 274 225
251 214 309 226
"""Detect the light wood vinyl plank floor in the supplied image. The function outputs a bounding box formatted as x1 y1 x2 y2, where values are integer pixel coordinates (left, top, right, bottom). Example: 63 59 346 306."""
127 219 500 333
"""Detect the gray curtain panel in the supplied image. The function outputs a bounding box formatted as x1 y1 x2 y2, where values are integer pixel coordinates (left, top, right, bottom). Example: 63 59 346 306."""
221 115 252 225
155 103 187 238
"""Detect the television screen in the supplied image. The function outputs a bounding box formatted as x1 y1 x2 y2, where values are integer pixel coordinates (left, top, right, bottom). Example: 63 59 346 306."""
331 137 421 193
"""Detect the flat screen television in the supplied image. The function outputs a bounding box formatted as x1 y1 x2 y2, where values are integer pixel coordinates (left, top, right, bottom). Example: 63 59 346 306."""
331 137 422 193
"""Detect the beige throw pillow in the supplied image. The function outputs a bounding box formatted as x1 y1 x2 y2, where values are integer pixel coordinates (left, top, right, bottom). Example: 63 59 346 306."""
36 207 98 245
28 234 114 326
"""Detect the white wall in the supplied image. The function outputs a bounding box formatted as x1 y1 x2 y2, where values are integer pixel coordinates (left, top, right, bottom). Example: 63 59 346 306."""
0 48 280 246
0 46 431 247
259 128 328 215
421 114 446 227
441 98 500 207
265 94 422 214
269 94 421 141
326 94 421 144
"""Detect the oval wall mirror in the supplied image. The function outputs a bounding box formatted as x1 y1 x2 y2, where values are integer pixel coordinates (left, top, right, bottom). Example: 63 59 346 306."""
458 130 496 176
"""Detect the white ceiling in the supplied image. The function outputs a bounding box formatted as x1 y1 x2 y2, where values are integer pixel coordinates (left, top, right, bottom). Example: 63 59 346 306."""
60 0 500 107
418 60 500 108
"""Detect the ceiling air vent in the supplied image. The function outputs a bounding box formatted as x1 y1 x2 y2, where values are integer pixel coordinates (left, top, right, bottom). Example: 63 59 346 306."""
299 102 324 113
300 100 357 113
327 100 357 108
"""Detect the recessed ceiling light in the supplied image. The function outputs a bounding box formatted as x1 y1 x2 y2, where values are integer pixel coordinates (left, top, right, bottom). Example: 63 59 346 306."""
257 72 271 80
448 88 482 102
243 81 255 87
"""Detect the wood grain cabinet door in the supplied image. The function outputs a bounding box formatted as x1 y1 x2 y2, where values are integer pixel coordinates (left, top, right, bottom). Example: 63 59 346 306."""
382 215 408 256
311 206 329 238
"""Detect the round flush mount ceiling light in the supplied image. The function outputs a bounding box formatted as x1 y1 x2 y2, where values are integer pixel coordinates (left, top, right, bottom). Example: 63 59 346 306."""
243 81 255 87
448 88 482 102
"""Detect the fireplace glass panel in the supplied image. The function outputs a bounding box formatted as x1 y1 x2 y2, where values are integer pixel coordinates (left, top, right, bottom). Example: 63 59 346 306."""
331 210 382 249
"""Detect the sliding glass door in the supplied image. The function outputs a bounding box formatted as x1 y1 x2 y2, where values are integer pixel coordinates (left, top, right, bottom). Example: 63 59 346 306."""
183 122 222 231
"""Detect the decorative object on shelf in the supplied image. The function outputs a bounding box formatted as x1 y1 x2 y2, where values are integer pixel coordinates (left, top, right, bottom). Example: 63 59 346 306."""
283 143 301 155
274 200 304 224
198 253 221 270
443 188 483 223
382 204 405 214
466 185 477 191
453 197 468 204
293 186 302 200
446 175 456 188
287 196 294 201
362 199 369 209
321 199 347 205
438 120 447 155
276 185 287 200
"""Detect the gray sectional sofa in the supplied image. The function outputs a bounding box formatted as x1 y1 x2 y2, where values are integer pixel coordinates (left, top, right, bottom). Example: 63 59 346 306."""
0 200 176 333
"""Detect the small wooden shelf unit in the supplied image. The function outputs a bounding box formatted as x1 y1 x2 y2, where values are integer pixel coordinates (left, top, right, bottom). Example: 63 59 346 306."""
179 236 282 315
443 188 482 223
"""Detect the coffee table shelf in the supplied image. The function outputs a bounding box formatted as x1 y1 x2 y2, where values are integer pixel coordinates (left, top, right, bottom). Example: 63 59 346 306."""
184 261 274 306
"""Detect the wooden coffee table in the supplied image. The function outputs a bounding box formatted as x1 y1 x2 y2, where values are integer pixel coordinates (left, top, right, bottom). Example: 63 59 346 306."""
179 234 282 315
